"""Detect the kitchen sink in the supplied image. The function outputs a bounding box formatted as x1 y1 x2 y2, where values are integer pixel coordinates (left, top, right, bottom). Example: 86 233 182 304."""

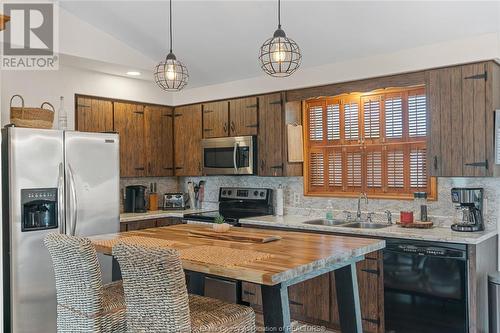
303 219 349 226
341 222 390 229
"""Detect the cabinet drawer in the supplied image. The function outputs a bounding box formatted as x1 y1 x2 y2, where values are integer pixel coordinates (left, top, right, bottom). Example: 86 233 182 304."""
127 219 157 231
156 217 184 227
241 282 262 306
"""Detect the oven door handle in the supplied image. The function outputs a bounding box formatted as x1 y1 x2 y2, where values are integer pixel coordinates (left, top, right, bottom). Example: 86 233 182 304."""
233 142 239 173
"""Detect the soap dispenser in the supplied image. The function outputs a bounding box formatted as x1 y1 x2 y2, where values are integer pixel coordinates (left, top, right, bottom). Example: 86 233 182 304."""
325 200 334 221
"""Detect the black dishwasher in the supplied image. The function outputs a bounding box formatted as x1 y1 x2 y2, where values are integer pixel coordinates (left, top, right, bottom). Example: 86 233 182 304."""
384 239 468 333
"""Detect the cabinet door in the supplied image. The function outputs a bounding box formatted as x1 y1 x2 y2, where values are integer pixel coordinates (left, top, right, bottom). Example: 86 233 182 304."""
145 105 174 176
258 93 283 176
76 96 113 132
229 97 258 136
330 251 384 333
114 102 146 177
427 63 490 177
174 104 203 176
203 101 229 138
288 273 331 324
462 63 489 176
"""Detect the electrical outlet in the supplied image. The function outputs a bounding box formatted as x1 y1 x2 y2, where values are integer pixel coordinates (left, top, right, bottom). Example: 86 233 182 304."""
293 193 301 206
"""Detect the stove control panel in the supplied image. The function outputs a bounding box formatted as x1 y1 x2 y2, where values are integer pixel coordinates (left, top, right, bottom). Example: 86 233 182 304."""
219 187 271 201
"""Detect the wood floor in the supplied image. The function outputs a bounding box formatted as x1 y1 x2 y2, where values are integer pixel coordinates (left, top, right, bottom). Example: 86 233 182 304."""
255 313 339 332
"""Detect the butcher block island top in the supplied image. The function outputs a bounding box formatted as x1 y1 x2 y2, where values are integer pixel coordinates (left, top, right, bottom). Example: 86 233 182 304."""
90 224 385 286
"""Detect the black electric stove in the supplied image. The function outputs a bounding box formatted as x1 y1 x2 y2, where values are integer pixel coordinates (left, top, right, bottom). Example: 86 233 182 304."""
183 187 273 226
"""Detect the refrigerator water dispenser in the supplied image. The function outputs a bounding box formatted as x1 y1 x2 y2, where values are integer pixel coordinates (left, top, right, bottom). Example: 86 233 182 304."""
21 188 58 231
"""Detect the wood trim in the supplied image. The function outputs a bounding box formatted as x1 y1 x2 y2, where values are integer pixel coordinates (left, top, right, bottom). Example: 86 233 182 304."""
0 15 10 31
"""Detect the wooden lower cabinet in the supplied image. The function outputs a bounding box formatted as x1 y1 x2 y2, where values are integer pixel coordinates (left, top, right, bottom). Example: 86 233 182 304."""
241 250 384 333
120 217 184 232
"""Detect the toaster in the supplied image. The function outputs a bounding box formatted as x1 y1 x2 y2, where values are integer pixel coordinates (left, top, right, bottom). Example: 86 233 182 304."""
163 192 188 210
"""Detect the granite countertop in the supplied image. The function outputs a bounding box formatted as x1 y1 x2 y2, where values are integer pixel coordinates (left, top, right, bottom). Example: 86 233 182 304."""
120 208 213 223
239 215 498 245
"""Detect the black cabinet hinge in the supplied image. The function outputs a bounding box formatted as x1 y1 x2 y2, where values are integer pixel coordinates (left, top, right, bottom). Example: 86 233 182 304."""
289 300 304 306
361 268 380 276
362 317 380 326
464 71 487 81
269 100 282 105
246 104 258 108
465 160 489 170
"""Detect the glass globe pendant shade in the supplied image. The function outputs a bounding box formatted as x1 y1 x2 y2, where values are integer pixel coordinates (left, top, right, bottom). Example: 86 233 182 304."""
259 28 301 77
154 52 189 92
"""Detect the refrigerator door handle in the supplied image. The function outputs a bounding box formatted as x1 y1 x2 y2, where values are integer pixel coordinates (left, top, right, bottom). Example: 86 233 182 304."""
57 162 65 234
67 164 78 236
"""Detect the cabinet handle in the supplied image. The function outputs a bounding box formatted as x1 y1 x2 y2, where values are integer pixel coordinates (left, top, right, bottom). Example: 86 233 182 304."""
223 123 228 133
289 300 303 306
361 268 380 276
465 160 489 169
134 167 145 171
433 156 438 170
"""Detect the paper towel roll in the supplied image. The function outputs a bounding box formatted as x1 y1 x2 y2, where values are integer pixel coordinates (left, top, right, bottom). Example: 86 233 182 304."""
276 185 284 216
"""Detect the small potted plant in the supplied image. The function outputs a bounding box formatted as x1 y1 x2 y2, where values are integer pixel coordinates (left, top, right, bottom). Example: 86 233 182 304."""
213 214 230 232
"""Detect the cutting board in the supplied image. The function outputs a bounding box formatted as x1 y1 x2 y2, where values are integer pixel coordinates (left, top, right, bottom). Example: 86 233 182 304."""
189 229 282 243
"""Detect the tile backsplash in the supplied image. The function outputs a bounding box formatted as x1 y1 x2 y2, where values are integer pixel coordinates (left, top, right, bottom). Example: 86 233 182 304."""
119 177 178 212
181 176 500 230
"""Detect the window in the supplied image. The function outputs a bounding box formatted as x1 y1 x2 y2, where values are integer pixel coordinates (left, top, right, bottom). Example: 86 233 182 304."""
304 86 436 199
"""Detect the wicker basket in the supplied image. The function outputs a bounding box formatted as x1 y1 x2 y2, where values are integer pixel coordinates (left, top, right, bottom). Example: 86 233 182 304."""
10 95 55 129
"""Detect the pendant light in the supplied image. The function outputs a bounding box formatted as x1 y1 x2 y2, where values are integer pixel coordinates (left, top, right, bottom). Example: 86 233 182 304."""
259 0 301 77
154 0 188 91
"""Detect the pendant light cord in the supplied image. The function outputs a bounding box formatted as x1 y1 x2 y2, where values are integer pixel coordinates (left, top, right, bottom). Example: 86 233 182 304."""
169 0 173 53
277 0 281 29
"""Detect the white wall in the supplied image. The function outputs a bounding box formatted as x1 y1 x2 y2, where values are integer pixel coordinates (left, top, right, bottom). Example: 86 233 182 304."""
1 64 172 129
173 32 500 105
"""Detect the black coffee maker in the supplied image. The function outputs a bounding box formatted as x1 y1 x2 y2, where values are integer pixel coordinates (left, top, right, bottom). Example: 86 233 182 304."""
451 187 484 232
124 185 147 213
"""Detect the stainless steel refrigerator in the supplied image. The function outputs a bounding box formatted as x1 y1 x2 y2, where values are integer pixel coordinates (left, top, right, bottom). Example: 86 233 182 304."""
1 127 120 333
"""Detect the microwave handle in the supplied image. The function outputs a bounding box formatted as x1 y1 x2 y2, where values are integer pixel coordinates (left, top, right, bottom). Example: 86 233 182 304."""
233 142 239 173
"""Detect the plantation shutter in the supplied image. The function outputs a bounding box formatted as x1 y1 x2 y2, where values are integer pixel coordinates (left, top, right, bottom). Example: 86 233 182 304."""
344 101 359 140
385 95 403 139
304 86 432 199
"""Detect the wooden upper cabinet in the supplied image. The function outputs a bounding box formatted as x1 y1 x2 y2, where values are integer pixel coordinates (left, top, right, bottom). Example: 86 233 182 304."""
258 93 284 176
76 96 113 132
203 101 229 138
427 61 496 177
114 102 146 177
145 105 174 176
229 97 258 136
174 104 203 176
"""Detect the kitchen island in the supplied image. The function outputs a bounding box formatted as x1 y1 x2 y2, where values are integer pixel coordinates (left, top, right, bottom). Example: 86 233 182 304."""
90 224 385 333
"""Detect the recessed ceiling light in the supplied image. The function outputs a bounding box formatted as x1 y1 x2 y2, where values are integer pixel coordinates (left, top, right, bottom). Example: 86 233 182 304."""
126 71 141 76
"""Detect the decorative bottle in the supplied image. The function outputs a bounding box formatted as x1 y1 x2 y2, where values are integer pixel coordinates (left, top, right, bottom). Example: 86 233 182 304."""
58 96 68 130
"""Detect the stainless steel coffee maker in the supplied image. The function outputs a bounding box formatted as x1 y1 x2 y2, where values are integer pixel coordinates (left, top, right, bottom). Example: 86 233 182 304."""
451 187 484 232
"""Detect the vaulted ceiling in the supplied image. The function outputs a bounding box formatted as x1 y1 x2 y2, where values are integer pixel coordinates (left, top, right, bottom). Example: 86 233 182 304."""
60 1 500 88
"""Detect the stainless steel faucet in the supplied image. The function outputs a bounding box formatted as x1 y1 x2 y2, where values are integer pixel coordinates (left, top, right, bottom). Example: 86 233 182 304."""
357 193 368 221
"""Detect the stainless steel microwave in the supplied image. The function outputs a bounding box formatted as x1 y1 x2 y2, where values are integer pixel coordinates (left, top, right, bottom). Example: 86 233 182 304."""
201 136 256 175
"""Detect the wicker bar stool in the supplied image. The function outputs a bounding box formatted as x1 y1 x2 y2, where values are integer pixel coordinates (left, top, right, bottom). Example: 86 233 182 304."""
112 243 256 333
44 233 127 333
